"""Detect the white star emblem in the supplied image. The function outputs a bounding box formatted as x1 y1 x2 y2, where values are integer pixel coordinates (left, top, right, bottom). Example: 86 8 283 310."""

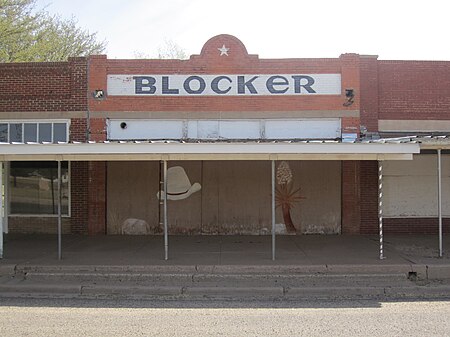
218 44 229 56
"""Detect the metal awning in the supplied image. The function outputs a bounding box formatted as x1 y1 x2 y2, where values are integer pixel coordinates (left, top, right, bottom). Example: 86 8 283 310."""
0 141 420 161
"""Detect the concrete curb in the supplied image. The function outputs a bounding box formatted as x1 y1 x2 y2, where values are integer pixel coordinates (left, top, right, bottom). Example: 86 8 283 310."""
427 265 450 279
81 285 182 296
2 283 450 300
0 264 16 276
183 286 284 297
14 263 449 276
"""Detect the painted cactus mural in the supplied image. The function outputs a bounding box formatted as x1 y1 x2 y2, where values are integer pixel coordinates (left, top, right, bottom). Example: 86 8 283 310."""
275 161 305 233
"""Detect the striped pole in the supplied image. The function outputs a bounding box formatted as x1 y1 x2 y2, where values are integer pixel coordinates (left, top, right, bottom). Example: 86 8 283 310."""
437 149 443 258
378 161 385 260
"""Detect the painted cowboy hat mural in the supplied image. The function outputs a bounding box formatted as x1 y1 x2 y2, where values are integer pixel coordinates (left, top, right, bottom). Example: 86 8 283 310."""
157 166 201 201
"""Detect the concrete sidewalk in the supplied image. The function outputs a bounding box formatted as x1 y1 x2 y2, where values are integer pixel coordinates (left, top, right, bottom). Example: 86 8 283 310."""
1 234 450 300
1 234 449 272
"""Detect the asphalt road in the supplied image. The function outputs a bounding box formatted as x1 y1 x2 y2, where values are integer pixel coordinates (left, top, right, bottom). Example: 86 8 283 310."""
0 298 449 336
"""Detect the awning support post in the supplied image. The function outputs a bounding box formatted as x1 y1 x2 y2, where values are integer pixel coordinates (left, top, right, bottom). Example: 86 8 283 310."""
0 162 3 259
163 160 169 260
57 160 62 260
378 161 385 260
437 149 443 258
271 160 276 261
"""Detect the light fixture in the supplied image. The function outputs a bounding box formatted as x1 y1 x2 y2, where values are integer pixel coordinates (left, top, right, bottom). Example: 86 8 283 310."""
93 89 104 99
343 88 355 106
120 122 127 129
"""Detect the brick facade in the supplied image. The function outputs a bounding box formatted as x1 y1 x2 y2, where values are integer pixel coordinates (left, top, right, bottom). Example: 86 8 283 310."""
378 61 450 120
0 58 87 113
2 34 450 235
0 57 91 234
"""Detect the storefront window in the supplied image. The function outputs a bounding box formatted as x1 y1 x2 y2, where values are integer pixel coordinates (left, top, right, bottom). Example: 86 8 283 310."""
0 121 68 143
10 161 70 215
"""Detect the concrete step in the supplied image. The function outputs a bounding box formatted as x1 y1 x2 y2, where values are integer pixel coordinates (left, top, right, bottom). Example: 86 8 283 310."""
21 271 414 287
1 280 450 301
1 262 449 300
9 263 430 277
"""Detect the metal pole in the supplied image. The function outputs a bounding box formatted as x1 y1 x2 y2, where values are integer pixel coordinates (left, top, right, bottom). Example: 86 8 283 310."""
163 160 168 260
271 160 276 261
57 161 62 260
4 162 8 234
378 161 385 260
0 162 3 259
438 149 443 258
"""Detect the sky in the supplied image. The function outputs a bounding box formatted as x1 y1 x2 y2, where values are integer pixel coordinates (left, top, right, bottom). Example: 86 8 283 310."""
35 0 450 61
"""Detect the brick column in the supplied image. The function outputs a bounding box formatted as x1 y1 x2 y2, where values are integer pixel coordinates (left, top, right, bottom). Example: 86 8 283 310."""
360 161 378 234
340 53 361 137
341 161 361 234
88 161 107 235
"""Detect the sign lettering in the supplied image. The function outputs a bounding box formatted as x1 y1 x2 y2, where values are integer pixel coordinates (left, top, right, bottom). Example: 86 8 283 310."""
108 74 341 96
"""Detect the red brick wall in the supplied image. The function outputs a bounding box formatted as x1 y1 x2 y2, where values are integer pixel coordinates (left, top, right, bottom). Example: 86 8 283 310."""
88 161 106 235
378 61 450 120
357 161 450 235
341 161 361 234
0 58 91 235
8 217 71 234
70 118 87 142
360 161 378 234
0 57 87 112
383 218 450 234
359 56 379 132
88 35 359 116
71 161 89 234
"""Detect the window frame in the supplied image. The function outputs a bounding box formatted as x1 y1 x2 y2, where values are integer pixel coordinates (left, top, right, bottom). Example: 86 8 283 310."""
0 119 70 143
7 161 71 218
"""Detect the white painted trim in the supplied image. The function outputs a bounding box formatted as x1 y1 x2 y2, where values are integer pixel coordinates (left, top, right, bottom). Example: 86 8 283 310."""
0 142 420 161
379 119 450 132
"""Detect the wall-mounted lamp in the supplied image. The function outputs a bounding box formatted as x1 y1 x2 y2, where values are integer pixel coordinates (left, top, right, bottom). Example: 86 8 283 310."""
120 122 127 129
93 89 105 99
343 88 355 106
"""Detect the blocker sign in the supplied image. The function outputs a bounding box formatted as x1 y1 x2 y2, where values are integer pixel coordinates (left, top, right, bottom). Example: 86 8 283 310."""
107 74 341 96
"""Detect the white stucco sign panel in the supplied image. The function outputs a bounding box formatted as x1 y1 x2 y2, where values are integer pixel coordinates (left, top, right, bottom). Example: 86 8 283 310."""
107 74 341 96
108 119 341 140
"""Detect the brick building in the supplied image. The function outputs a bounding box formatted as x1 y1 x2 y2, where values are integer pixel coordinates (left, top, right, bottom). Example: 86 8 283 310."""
0 34 449 248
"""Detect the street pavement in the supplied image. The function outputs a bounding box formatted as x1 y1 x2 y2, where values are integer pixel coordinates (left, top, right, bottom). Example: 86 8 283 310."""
0 297 449 336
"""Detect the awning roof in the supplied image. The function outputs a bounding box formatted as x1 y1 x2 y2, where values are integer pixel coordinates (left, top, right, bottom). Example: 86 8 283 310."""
0 140 420 161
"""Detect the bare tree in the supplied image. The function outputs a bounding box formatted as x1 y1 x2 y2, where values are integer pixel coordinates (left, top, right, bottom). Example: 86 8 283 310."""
134 39 187 60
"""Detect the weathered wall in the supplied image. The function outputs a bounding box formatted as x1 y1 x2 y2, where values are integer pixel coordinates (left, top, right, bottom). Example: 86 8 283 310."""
383 154 450 217
106 160 341 235
8 217 71 234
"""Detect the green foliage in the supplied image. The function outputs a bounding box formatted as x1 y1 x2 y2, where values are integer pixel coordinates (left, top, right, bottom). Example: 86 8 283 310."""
0 0 106 62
